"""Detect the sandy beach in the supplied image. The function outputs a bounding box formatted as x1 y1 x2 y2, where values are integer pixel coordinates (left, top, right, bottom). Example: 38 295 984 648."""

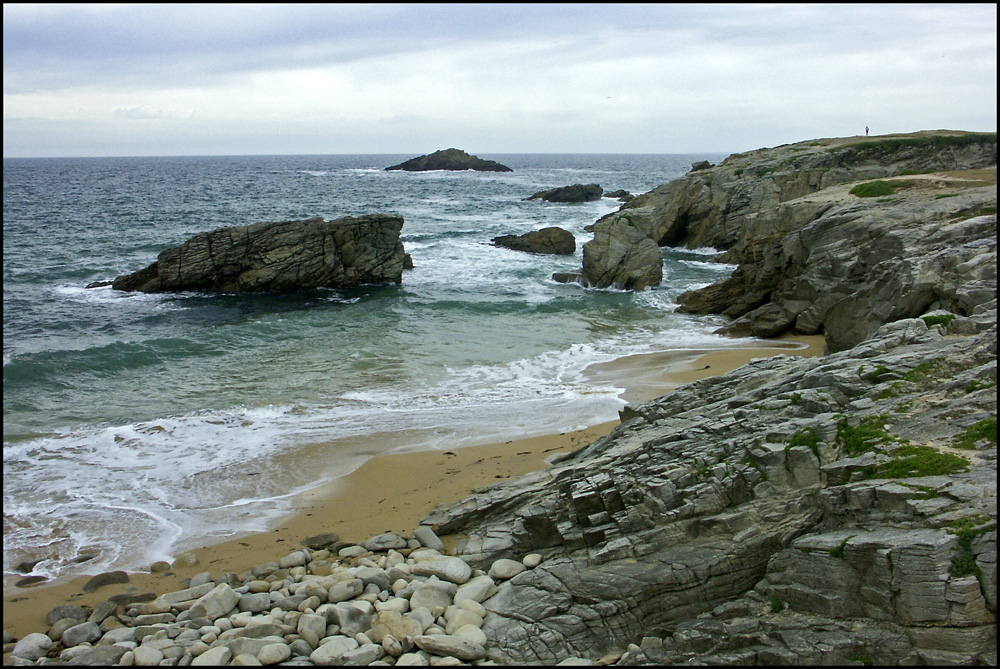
3 334 824 641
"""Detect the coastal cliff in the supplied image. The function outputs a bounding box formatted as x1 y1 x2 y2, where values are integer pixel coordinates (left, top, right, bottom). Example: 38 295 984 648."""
4 135 995 666
420 132 997 664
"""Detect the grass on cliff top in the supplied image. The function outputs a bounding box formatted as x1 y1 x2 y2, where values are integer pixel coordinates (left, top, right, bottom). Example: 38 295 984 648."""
833 132 997 154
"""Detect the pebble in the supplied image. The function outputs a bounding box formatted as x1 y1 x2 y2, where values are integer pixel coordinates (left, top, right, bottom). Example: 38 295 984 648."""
4 527 513 668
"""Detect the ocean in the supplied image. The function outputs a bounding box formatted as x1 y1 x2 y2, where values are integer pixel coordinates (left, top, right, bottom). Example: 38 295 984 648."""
3 152 750 587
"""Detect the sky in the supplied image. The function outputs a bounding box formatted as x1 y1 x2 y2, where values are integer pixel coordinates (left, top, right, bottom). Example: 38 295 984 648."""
3 3 997 158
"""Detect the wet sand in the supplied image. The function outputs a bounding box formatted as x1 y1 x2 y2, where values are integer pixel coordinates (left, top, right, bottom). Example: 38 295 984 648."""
3 334 825 640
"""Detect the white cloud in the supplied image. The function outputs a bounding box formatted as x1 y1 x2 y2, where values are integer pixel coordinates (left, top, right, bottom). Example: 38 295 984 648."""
3 3 995 156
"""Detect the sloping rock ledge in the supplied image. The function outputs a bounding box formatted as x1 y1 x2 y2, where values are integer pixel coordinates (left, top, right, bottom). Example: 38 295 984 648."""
106 214 406 293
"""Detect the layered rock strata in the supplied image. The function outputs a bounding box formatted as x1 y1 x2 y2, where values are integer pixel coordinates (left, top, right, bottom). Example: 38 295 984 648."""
109 214 406 293
577 131 996 295
385 148 512 172
422 309 997 665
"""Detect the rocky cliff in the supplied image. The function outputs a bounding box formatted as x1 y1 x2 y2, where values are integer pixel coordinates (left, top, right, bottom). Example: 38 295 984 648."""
418 132 997 665
424 308 997 665
109 214 406 293
583 131 996 350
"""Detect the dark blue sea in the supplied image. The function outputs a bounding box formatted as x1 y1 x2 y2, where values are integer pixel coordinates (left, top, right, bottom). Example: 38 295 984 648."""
3 152 755 585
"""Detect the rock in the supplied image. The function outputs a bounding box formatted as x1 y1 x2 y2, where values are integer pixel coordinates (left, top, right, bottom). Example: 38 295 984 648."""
61 645 130 666
522 553 543 568
172 552 200 568
87 599 118 624
385 148 512 172
368 610 424 644
327 578 364 603
303 532 340 550
689 160 714 172
45 604 88 626
232 654 264 666
413 634 487 661
526 184 603 203
192 646 233 666
409 584 454 618
257 642 291 665
186 583 239 621
310 635 360 665
279 550 309 569
364 532 408 552
410 557 472 585
414 526 445 551
12 633 52 661
581 211 664 289
60 621 101 647
492 227 576 255
487 558 526 580
132 645 165 666
82 570 129 592
604 189 634 202
111 214 406 294
453 575 497 605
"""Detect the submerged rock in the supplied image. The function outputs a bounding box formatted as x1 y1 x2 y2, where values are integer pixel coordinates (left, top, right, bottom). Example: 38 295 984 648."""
385 148 512 172
492 227 576 255
109 214 406 293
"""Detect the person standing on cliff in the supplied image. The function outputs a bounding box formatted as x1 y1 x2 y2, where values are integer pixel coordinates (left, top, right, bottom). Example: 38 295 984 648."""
866 126 869 136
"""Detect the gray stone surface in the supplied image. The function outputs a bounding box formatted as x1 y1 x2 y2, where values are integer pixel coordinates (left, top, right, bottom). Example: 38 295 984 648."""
110 214 406 293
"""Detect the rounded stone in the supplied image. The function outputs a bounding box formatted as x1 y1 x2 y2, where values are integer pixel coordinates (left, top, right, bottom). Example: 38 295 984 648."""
522 553 543 568
257 643 291 665
12 633 53 661
488 558 526 581
132 645 165 666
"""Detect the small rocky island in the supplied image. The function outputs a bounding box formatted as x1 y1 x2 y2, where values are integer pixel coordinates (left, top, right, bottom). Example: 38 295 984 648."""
525 183 603 203
103 214 407 293
385 149 512 172
491 227 576 255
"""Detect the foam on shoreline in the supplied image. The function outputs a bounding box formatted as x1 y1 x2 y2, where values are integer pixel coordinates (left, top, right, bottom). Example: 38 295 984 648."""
2 334 825 640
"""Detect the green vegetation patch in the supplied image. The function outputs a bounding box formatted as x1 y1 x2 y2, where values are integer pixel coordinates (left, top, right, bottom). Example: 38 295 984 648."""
865 445 970 479
835 132 997 154
859 364 892 382
953 417 997 450
770 597 785 613
948 515 997 583
899 483 940 499
850 653 874 666
788 427 821 459
829 535 854 558
965 379 996 394
921 314 957 327
935 193 961 199
850 180 895 197
950 203 997 221
836 415 897 456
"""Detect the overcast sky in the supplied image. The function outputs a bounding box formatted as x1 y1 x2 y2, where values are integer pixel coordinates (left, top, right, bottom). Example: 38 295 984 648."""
3 3 996 158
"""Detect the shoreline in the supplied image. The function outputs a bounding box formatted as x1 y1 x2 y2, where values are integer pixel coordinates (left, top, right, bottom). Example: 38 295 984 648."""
2 334 825 641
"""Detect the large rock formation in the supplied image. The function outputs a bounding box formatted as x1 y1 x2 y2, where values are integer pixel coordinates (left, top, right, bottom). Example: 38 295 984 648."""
415 133 998 665
578 131 997 338
109 214 406 293
385 148 512 172
492 227 576 255
526 184 603 203
423 308 997 665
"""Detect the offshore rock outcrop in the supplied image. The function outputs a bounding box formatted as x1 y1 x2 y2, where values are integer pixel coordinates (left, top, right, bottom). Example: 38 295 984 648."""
423 310 997 665
109 215 406 293
491 227 576 255
385 148 512 172
525 184 603 203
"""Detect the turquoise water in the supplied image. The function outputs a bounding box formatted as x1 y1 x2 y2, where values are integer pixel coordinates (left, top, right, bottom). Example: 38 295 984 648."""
3 153 741 584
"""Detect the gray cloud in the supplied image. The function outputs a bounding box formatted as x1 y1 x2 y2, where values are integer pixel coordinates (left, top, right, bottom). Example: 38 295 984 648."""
3 3 995 156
